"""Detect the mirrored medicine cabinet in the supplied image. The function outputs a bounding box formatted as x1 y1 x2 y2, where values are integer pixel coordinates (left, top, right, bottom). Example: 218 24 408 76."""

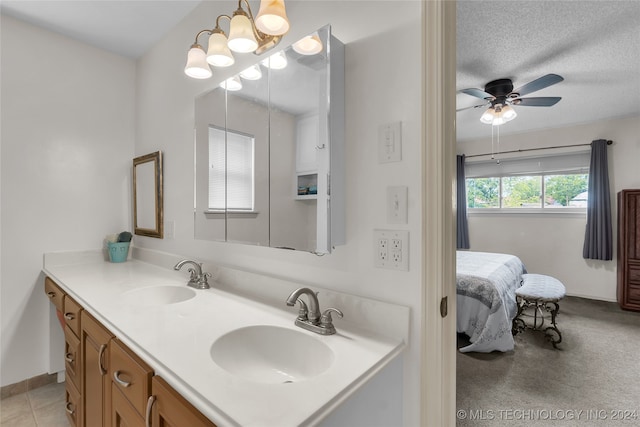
194 25 344 254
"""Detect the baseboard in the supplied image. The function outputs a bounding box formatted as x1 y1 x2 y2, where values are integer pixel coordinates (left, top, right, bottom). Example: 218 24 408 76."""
0 372 59 400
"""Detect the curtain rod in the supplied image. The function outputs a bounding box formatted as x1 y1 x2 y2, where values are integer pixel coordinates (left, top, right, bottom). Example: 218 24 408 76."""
464 140 613 159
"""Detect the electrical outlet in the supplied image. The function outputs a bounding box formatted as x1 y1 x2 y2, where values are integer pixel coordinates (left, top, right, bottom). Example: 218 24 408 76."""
374 229 409 271
376 238 389 265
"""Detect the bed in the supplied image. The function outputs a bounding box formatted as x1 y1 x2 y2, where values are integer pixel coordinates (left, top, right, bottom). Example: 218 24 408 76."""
457 251 526 353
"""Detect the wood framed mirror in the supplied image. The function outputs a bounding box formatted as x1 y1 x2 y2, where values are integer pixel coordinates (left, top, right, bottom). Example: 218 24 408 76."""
133 151 163 238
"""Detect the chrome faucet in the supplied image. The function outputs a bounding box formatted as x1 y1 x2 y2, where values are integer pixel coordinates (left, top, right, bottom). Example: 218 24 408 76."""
174 259 211 289
286 287 343 335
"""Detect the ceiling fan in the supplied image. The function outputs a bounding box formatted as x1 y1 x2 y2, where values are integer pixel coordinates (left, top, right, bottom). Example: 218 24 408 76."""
458 73 564 125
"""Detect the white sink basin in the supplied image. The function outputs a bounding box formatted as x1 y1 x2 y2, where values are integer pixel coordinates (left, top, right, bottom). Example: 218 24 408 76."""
210 325 334 384
121 285 196 306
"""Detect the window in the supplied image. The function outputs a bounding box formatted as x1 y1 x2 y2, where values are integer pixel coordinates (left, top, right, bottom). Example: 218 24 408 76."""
208 126 255 211
467 174 588 209
465 152 590 210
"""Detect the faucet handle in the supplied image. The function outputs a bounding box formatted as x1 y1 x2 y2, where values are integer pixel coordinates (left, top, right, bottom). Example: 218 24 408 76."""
319 308 343 334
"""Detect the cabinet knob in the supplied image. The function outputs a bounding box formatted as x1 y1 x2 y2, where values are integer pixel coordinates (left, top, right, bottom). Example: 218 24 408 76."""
145 396 156 427
47 292 56 298
64 313 75 320
64 353 74 364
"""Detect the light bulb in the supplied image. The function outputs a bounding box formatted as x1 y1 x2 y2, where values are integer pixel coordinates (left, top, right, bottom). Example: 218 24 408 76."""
220 76 243 91
292 35 323 55
206 31 234 67
480 108 494 124
255 0 290 35
261 51 287 69
228 13 258 53
184 45 212 79
502 105 517 122
240 64 262 80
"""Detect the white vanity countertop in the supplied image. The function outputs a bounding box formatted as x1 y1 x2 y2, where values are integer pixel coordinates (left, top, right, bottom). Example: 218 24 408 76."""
43 251 407 427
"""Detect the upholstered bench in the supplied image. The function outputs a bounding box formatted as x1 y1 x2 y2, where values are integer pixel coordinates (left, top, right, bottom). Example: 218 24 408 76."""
512 274 566 348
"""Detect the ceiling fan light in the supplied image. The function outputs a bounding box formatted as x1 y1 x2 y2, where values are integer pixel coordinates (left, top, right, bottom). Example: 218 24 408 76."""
206 32 235 67
184 45 212 79
255 0 290 36
502 105 517 122
480 108 495 124
292 35 323 55
228 13 258 53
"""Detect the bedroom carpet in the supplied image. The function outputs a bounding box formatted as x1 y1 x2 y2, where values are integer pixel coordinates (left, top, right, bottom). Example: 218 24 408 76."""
456 296 640 426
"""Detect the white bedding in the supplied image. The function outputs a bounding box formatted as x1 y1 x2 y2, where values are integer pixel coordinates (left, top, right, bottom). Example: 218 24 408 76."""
456 251 526 353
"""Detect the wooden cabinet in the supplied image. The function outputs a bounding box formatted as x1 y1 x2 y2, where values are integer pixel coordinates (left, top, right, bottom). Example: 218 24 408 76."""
618 189 640 311
108 339 153 426
45 276 218 427
81 311 114 427
150 376 216 427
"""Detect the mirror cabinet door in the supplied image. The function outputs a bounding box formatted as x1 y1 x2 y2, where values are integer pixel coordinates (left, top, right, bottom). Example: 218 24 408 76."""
194 25 343 254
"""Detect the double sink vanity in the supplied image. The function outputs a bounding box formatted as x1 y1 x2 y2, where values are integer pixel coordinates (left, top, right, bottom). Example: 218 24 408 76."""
43 249 408 426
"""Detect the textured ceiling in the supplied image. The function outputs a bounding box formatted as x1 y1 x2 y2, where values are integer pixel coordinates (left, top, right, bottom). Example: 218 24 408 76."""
456 0 640 141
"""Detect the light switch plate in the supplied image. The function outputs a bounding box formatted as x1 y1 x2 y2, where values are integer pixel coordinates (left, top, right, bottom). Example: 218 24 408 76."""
378 121 402 163
387 186 408 224
374 229 409 271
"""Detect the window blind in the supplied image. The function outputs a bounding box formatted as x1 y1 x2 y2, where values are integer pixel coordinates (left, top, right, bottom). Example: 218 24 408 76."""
465 151 591 178
208 126 254 210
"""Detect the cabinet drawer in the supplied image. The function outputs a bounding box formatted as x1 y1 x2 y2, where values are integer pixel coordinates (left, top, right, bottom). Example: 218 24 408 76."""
63 296 83 336
628 263 640 283
110 339 153 417
628 284 640 304
44 277 65 312
64 325 81 390
65 379 82 427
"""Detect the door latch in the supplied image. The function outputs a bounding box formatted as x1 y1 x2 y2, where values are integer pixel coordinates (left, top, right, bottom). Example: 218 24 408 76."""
440 296 448 318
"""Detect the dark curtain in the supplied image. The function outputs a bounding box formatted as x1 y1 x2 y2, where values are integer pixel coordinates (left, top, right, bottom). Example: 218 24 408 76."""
457 155 470 249
582 139 612 260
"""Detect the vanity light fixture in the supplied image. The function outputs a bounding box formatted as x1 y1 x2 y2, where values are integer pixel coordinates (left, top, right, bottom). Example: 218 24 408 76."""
479 104 517 126
184 0 290 79
292 34 323 55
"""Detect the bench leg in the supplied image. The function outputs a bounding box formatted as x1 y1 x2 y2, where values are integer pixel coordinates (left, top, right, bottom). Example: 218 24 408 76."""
543 301 562 348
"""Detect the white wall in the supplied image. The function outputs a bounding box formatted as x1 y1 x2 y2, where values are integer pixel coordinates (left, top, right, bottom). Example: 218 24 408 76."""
134 1 423 425
0 15 136 386
457 116 640 301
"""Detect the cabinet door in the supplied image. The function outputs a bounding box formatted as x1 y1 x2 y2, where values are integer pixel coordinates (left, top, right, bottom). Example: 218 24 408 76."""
109 339 153 418
81 311 114 427
111 385 145 427
151 376 216 427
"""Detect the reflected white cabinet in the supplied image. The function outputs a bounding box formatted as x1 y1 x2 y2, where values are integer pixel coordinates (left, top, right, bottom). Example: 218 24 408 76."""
296 114 319 174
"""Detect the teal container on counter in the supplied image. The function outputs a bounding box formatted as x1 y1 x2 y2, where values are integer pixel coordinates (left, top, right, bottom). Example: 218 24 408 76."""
108 242 130 263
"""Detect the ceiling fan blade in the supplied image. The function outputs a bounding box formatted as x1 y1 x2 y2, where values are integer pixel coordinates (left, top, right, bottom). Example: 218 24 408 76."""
456 103 488 112
512 74 564 96
512 97 562 107
459 88 494 99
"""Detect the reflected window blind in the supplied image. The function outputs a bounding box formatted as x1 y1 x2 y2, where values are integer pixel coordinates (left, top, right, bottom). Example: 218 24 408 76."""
208 126 254 210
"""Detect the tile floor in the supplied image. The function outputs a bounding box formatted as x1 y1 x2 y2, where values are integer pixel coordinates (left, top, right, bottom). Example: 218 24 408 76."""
0 382 68 427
